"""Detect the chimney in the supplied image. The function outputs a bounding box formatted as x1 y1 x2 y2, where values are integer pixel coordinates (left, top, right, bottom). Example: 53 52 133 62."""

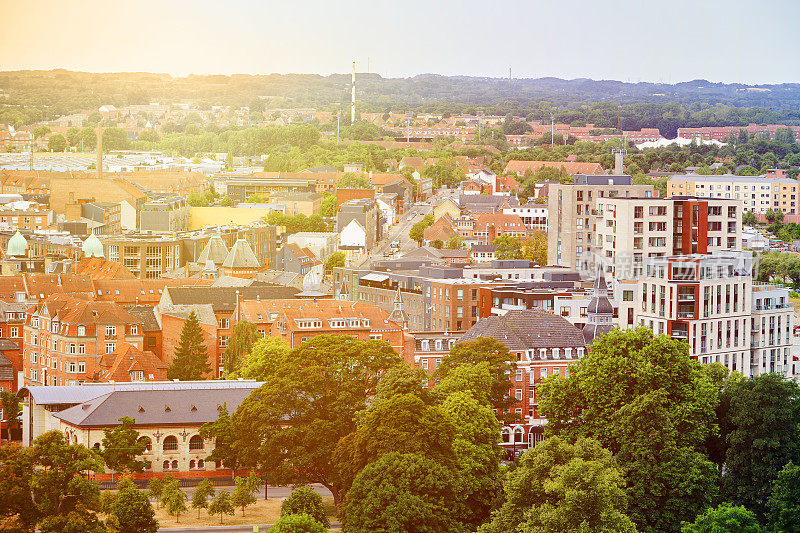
614 151 623 175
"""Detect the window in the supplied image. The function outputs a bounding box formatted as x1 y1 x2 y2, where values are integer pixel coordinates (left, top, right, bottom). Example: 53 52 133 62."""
219 336 228 348
130 370 144 381
9 326 17 337
515 389 522 401
422 359 428 370
130 325 138 335
515 369 523 381
77 326 85 336
172 460 178 469
106 342 116 354
219 318 229 329
163 436 178 452
163 460 170 470
189 435 204 451
369 334 382 340
106 326 116 337
78 362 85 373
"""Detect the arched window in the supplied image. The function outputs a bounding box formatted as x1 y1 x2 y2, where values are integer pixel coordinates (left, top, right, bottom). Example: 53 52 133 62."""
92 442 101 450
162 460 170 470
189 460 196 469
138 436 152 453
171 460 178 469
162 435 178 452
189 435 204 451
513 427 525 444
197 459 204 469
501 427 511 443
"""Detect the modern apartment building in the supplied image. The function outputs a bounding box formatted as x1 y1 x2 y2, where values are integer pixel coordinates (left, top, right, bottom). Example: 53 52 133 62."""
139 196 190 233
667 174 799 215
593 196 742 280
547 175 657 272
633 252 793 378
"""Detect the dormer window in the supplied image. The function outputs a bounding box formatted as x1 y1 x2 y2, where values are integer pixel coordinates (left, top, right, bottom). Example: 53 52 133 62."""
77 326 85 336
362 319 370 327
421 340 430 351
539 348 547 360
130 370 144 381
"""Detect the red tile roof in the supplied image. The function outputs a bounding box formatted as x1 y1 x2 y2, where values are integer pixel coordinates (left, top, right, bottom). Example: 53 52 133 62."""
97 343 167 382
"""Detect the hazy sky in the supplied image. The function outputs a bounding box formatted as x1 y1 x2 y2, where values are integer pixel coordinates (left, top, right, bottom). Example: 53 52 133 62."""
2 0 798 84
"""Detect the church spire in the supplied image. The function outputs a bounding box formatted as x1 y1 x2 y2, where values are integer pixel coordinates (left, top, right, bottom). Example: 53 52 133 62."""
388 285 409 327
582 267 614 344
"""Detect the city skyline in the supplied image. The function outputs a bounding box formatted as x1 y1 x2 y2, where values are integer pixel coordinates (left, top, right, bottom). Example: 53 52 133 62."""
1 0 799 84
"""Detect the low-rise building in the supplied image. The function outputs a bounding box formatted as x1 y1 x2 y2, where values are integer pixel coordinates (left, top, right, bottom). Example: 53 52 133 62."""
140 196 190 233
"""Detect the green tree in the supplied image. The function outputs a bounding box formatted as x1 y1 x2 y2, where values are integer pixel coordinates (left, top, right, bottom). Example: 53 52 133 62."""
445 235 464 249
767 461 800 532
271 513 327 533
0 443 38 530
161 478 187 523
737 165 760 176
430 239 443 249
1 390 22 440
232 337 291 380
539 327 721 532
137 129 160 143
222 320 259 376
718 373 800 518
231 473 259 516
167 311 211 380
27 431 105 529
320 194 336 217
440 390 502 528
437 337 518 419
110 481 158 533
409 214 433 245
146 478 164 509
681 503 762 533
481 436 636 533
101 417 148 476
493 234 522 259
324 251 345 273
343 452 462 533
186 192 209 207
199 403 242 478
281 486 329 528
219 194 233 207
742 211 759 226
336 173 371 189
231 335 401 509
48 134 67 152
207 491 234 524
102 127 131 150
33 125 51 139
224 152 233 171
245 193 265 203
191 478 215 517
332 392 456 495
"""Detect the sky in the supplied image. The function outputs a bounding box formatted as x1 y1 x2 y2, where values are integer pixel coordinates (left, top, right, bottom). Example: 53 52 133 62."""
1 0 799 84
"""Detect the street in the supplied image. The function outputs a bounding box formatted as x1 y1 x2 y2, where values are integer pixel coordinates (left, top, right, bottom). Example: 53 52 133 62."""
354 201 433 267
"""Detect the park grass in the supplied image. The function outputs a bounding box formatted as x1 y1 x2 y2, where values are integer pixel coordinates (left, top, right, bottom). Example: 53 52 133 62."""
149 495 337 528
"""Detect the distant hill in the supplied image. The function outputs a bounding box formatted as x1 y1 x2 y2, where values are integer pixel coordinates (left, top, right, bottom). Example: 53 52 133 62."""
1 70 799 137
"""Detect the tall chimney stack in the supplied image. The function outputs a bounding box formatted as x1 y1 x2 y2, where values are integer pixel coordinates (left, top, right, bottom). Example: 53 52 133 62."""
95 123 103 180
351 61 356 125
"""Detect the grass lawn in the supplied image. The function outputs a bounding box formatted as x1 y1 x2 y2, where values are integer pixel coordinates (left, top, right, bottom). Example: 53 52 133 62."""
150 496 337 528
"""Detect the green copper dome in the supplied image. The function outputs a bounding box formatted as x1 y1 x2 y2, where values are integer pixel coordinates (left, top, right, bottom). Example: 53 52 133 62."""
6 231 28 257
81 234 105 258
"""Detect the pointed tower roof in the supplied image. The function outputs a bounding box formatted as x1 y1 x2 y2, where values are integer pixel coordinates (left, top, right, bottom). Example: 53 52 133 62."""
197 235 229 265
81 234 104 258
338 277 349 300
583 268 614 344
222 239 260 269
387 285 409 325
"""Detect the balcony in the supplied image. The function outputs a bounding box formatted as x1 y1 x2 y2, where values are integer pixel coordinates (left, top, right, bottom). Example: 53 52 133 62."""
677 311 695 319
671 329 689 339
677 292 695 302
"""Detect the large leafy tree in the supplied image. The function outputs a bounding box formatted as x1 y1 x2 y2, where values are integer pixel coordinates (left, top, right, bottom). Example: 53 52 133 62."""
222 320 260 376
440 389 502 529
1 390 22 440
110 480 158 533
539 327 721 532
480 436 636 533
716 373 800 517
167 311 211 380
343 452 463 533
23 431 106 531
767 461 800 532
101 416 148 475
332 392 456 495
230 335 401 508
232 337 290 380
199 403 242 478
0 442 39 530
680 503 762 533
437 337 518 419
281 486 330 528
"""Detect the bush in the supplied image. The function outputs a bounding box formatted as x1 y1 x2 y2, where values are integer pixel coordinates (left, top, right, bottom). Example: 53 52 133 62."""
280 486 329 528
270 513 327 533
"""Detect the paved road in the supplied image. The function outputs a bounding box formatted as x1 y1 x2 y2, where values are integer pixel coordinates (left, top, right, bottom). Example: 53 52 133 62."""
354 202 430 267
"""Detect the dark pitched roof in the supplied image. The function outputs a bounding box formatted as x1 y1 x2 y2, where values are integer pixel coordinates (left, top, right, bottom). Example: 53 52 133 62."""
458 310 585 352
165 284 300 312
0 351 13 381
53 387 260 427
128 306 160 331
